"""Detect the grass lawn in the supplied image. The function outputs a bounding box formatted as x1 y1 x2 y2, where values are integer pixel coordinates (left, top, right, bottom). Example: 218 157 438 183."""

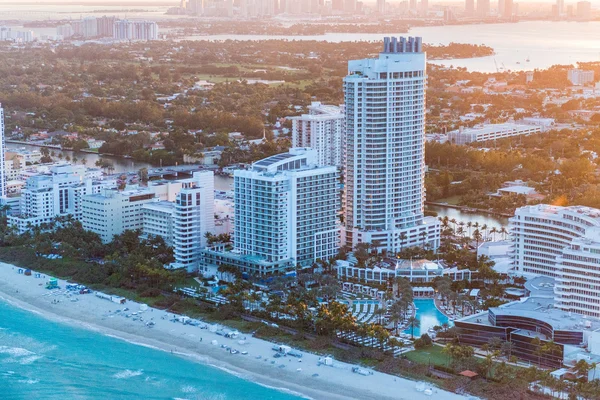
181 277 203 290
405 344 450 368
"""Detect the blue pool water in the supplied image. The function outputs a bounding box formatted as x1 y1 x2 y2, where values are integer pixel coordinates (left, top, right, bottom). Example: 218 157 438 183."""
0 300 302 400
212 285 227 294
403 299 451 338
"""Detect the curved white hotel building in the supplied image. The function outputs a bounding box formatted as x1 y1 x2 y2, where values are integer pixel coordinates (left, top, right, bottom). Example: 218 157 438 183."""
343 37 440 253
512 204 600 317
556 228 600 317
511 204 600 278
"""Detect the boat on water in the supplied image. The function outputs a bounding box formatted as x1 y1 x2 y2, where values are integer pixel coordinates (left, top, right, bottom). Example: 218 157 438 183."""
526 56 530 62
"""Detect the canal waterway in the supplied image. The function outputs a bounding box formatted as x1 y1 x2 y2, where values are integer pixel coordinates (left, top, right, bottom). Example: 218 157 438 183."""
6 143 234 191
8 143 509 225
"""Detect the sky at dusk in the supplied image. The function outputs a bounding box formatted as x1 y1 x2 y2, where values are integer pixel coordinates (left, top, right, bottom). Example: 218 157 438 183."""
3 0 599 5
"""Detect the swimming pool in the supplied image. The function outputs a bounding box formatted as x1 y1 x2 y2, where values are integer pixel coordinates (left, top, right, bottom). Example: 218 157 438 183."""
211 285 227 294
403 299 451 338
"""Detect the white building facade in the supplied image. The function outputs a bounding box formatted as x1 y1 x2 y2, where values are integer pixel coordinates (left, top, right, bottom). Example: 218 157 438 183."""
447 123 541 145
343 36 440 253
142 171 215 271
8 165 102 233
555 228 600 318
201 148 339 275
511 204 600 278
142 201 174 246
290 102 344 167
568 69 595 86
171 171 215 271
113 20 158 41
82 188 158 243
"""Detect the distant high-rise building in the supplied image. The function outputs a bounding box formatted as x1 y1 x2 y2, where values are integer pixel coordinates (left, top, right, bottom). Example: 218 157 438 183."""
113 20 158 41
497 0 505 15
421 0 428 15
343 37 440 253
443 6 456 21
576 1 592 19
465 0 475 15
56 24 74 39
0 105 5 198
97 16 116 37
503 0 513 17
344 0 356 12
477 0 490 16
556 0 564 16
377 0 386 13
332 0 344 11
82 17 98 37
290 102 345 168
410 0 417 11
568 69 595 86
567 4 574 16
187 0 203 14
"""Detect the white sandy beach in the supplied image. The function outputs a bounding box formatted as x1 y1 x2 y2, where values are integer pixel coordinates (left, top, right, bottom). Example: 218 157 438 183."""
0 262 468 400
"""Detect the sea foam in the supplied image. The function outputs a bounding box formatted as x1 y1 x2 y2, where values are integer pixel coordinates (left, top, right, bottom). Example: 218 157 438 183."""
17 379 39 385
180 385 197 393
0 346 35 357
113 369 144 379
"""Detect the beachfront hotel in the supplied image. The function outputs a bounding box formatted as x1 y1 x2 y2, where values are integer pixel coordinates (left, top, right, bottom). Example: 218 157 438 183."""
511 204 600 318
81 187 159 243
141 171 215 271
511 204 600 278
336 257 474 284
290 101 345 168
8 165 103 233
343 36 440 253
555 228 600 318
200 148 339 276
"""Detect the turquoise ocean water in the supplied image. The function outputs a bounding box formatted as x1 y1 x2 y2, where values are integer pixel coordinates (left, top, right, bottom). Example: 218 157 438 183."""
0 300 302 400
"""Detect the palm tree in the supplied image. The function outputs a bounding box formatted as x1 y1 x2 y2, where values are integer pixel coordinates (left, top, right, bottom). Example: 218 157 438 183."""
399 232 408 252
481 224 488 241
501 341 514 360
574 359 592 380
420 231 428 247
490 226 498 241
473 229 483 248
499 226 508 240
466 221 473 236
406 316 420 339
373 307 387 326
450 218 457 231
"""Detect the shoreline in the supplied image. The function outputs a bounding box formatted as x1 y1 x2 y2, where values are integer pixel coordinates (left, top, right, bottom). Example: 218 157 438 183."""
0 263 466 400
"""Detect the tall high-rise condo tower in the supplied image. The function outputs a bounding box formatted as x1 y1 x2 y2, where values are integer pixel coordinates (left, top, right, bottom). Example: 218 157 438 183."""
477 0 490 16
0 105 5 198
343 37 440 254
465 0 475 14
